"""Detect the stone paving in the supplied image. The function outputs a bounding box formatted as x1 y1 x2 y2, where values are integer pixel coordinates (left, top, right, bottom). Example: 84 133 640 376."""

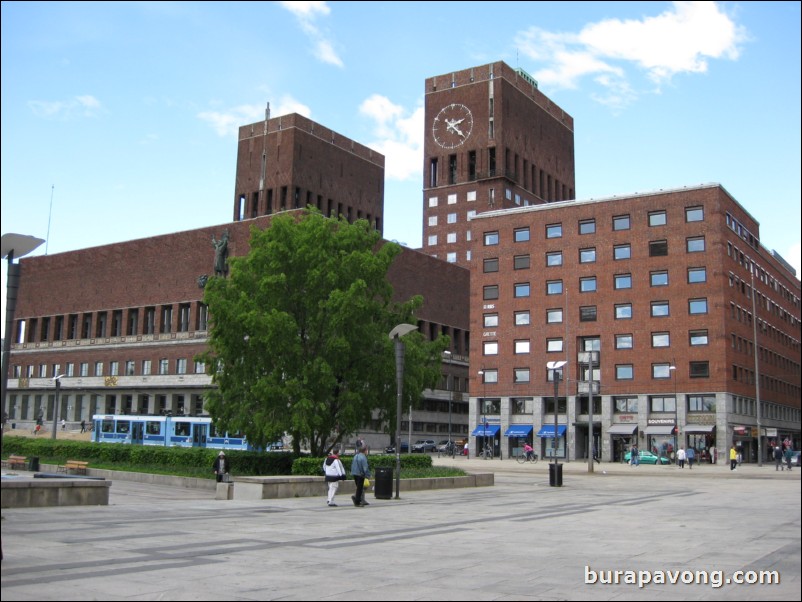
1 458 799 601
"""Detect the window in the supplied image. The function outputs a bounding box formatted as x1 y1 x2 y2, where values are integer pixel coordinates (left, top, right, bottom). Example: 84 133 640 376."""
580 277 597 292
546 251 563 266
614 396 638 412
125 361 135 376
514 368 530 383
194 361 206 374
446 233 457 243
110 361 119 376
484 313 499 328
615 304 632 319
616 364 634 380
651 301 670 317
547 280 563 295
483 258 499 273
514 311 530 325
689 298 708 314
689 361 710 378
480 369 498 384
514 255 530 270
614 274 631 289
613 215 630 231
142 360 152 376
484 231 499 246
651 332 670 347
428 216 437 226
176 358 187 375
546 308 563 323
614 244 631 260
686 237 705 253
688 394 715 412
514 340 530 354
483 342 498 355
547 338 563 352
514 283 530 298
159 359 169 375
579 248 596 263
579 219 596 234
483 285 499 300
649 240 668 256
649 210 666 226
650 396 676 412
579 306 597 322
80 362 89 377
514 227 530 242
650 271 669 287
447 252 457 263
427 235 437 246
687 267 707 283
546 223 562 238
447 213 457 224
689 329 709 346
685 206 704 222
615 334 633 349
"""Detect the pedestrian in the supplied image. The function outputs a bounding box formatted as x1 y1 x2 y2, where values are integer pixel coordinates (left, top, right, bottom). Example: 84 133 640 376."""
323 447 347 507
212 451 229 483
61 418 66 431
630 444 639 466
686 446 695 469
592 444 600 464
729 445 738 471
80 419 86 433
677 447 686 469
350 444 371 507
784 447 793 471
774 446 784 471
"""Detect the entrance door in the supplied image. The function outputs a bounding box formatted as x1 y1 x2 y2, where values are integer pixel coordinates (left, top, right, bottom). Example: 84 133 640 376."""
193 423 208 447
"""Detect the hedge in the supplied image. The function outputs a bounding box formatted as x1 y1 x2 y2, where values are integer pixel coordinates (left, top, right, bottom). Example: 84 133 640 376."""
292 453 432 476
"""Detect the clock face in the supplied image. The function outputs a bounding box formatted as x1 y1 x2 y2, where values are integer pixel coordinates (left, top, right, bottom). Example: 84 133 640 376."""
432 103 473 149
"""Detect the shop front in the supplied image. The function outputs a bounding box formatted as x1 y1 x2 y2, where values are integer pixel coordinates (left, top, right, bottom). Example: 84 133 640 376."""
537 424 566 459
608 423 637 462
684 423 716 463
504 424 533 458
644 423 676 461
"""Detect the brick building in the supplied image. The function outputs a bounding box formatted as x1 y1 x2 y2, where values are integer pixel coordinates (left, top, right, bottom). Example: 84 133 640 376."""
469 184 801 463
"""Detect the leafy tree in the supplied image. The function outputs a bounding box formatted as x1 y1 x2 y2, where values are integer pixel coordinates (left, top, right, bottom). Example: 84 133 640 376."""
198 209 447 455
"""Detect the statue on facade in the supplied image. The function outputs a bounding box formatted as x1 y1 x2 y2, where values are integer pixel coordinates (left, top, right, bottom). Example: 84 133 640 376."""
211 230 229 276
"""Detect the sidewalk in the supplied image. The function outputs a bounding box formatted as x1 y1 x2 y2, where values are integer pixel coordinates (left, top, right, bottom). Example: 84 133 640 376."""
2 458 798 601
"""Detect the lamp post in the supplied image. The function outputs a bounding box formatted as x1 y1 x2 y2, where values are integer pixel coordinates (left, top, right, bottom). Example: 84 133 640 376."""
389 323 417 500
547 360 567 466
444 350 453 450
670 363 678 460
51 374 65 439
477 370 485 459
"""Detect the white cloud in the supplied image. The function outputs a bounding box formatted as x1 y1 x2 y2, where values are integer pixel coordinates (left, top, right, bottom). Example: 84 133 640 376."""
359 94 423 181
28 95 103 119
198 96 312 137
516 1 746 107
280 1 343 67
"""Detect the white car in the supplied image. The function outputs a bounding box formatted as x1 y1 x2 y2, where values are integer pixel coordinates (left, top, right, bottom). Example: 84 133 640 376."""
412 439 437 453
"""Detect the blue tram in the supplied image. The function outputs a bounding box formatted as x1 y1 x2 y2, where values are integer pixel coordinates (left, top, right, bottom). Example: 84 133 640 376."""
91 414 253 450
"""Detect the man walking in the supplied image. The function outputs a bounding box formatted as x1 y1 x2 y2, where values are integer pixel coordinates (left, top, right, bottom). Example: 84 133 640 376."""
350 444 371 507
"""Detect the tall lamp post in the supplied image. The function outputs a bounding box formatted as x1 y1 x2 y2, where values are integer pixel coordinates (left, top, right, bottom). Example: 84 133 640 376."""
444 350 453 449
1 233 45 562
389 323 417 500
669 363 679 460
51 374 65 439
546 360 567 470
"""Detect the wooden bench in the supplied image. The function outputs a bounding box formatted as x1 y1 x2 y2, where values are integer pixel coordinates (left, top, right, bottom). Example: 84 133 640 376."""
58 460 90 475
2 455 28 470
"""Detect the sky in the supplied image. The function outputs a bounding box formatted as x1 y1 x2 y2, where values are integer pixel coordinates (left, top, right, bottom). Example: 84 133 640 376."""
2 1 801 337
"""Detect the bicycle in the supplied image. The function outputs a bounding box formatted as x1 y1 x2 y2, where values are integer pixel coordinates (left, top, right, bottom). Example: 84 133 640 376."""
438 443 456 458
479 444 494 459
517 451 539 464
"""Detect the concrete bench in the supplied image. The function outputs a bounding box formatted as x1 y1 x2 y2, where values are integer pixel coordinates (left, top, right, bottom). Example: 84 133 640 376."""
58 460 90 475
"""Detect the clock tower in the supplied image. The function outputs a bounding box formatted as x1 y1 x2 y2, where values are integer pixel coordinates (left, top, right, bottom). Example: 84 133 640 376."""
422 61 576 267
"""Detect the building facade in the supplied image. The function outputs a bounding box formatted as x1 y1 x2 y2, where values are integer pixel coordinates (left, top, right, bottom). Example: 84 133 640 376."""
469 184 801 463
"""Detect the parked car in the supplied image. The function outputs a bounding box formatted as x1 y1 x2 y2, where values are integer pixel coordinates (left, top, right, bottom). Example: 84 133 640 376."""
412 439 437 453
624 450 671 465
384 442 409 454
435 440 452 452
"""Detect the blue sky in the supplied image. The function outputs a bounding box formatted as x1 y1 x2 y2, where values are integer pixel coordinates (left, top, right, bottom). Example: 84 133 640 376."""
2 1 800 335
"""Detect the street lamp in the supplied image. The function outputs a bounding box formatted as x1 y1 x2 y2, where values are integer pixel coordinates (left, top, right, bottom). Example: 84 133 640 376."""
547 360 567 481
51 374 65 439
389 323 417 500
444 350 453 451
669 363 678 460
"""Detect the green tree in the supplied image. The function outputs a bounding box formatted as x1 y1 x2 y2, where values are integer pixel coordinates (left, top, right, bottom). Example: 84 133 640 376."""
198 210 446 455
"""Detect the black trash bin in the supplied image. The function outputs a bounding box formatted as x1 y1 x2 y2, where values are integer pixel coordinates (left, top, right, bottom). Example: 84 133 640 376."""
373 466 393 499
29 456 40 472
548 462 563 487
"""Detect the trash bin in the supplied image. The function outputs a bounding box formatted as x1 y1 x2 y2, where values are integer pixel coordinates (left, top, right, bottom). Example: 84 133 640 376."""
548 462 563 487
374 466 393 499
29 456 40 472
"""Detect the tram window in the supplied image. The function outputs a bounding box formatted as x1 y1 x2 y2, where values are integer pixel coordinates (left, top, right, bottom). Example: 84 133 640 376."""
116 421 130 434
102 420 115 433
175 422 190 436
146 421 161 435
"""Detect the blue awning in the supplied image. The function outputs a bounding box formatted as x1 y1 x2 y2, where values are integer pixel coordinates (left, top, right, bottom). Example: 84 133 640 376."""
504 424 534 437
471 424 500 437
537 425 567 438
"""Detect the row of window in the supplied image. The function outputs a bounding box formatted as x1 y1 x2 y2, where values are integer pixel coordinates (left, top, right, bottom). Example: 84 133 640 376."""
478 361 710 385
482 330 708 356
482 269 708 294
496 394 716 416
14 358 207 379
482 297 709 321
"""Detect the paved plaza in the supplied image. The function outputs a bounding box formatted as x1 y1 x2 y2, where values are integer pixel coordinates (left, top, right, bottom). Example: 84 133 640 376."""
1 458 800 601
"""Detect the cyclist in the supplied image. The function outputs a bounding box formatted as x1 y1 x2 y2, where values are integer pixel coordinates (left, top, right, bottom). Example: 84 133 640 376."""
523 442 534 461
